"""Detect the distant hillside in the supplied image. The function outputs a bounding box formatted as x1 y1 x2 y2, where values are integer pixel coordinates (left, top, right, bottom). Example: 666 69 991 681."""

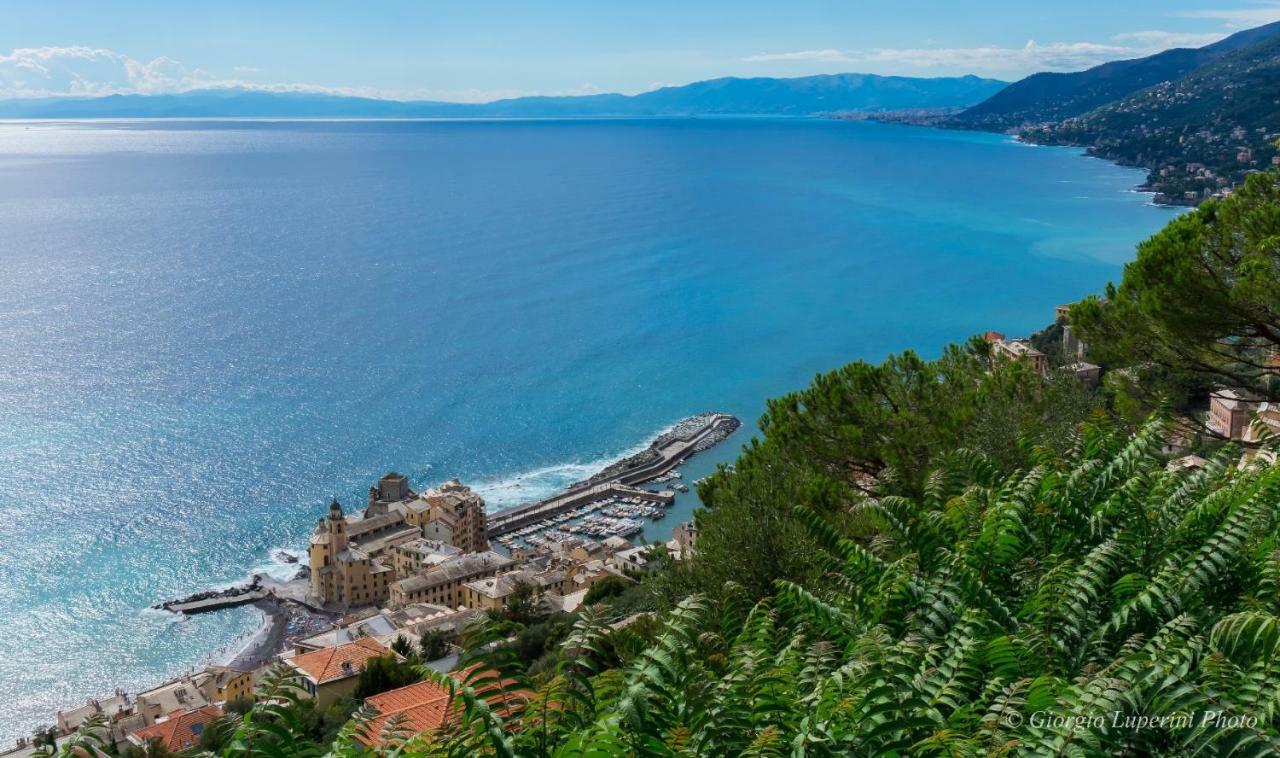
0 73 1006 119
952 21 1280 130
1022 31 1280 204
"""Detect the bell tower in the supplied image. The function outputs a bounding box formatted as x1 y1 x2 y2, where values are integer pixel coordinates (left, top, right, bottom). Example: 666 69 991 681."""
327 499 348 554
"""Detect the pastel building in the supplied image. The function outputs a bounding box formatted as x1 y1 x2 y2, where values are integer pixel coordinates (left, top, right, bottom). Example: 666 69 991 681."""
286 638 397 708
389 551 516 608
309 476 491 609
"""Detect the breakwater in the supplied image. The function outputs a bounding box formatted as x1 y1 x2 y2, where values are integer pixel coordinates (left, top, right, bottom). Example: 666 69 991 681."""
487 412 740 537
156 575 270 615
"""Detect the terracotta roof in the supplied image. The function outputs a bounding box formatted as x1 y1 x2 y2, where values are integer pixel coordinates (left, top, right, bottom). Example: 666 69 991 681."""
356 670 532 745
288 638 393 684
128 705 223 752
359 680 454 745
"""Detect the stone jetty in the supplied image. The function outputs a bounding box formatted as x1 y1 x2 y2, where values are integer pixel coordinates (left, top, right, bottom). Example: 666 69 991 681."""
487 412 740 537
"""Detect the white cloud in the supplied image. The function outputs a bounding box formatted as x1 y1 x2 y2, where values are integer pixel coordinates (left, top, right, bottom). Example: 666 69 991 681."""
741 27 1250 77
0 45 521 102
1179 4 1280 29
0 47 227 97
862 40 1134 71
744 40 1139 74
1111 30 1227 47
744 49 855 63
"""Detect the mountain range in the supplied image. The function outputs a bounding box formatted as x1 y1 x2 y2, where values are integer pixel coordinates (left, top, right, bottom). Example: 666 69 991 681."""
946 20 1280 204
0 73 1007 119
952 21 1280 130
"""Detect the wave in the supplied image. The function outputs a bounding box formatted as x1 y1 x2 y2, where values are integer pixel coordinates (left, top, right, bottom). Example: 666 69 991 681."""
138 606 186 624
252 547 306 583
471 421 677 510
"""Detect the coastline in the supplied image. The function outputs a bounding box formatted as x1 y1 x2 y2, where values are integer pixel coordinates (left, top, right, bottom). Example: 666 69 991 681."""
221 599 286 671
107 412 739 722
0 118 1179 748
844 113 1195 209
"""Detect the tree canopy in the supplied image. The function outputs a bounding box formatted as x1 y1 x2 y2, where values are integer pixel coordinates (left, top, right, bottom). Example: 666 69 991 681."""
1073 167 1280 418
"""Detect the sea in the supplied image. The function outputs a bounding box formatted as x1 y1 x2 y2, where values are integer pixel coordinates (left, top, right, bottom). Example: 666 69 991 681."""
0 117 1177 741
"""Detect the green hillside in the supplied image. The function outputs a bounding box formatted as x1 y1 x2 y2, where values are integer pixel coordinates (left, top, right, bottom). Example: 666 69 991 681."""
952 21 1280 131
1022 34 1280 204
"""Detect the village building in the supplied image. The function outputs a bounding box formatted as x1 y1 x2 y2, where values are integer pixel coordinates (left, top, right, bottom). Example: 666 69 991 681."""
1242 401 1280 444
359 680 455 747
403 479 489 554
393 538 463 576
308 499 400 608
291 602 477 657
367 471 412 508
309 475 491 609
125 705 223 753
133 674 213 725
461 566 571 612
1208 388 1260 440
610 545 658 574
49 663 252 749
988 335 1049 375
601 535 633 554
55 693 135 745
1065 362 1102 388
195 665 255 705
388 551 516 607
1168 454 1209 472
286 638 397 707
56 694 130 736
671 521 698 559
540 535 606 563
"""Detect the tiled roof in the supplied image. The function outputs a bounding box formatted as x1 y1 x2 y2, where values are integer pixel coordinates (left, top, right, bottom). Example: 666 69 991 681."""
358 671 529 746
395 552 515 592
288 638 393 684
360 680 454 745
128 705 223 752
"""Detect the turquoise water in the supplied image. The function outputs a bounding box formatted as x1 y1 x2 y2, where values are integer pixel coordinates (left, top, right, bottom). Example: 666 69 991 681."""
0 118 1175 741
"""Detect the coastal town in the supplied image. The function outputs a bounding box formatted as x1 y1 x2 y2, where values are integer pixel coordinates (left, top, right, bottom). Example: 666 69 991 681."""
17 305 1280 753
4 413 736 755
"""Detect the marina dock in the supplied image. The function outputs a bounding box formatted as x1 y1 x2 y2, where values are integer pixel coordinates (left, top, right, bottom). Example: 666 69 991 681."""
487 412 739 538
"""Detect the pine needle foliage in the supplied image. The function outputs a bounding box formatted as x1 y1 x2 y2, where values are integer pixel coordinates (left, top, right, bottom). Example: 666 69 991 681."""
403 414 1280 756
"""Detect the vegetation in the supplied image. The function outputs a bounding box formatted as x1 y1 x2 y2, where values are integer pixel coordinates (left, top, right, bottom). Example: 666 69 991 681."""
419 630 450 662
354 654 421 699
47 413 1280 756
652 340 1098 604
582 575 631 606
1072 168 1280 428
946 22 1280 204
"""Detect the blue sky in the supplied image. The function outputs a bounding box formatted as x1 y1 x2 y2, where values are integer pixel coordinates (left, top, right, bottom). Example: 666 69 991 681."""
1 1 1278 101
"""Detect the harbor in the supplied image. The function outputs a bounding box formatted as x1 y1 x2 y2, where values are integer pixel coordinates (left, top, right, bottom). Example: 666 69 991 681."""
487 412 740 544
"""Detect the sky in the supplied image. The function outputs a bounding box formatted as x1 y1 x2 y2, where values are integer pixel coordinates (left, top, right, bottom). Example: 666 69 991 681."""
1 1 1279 102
